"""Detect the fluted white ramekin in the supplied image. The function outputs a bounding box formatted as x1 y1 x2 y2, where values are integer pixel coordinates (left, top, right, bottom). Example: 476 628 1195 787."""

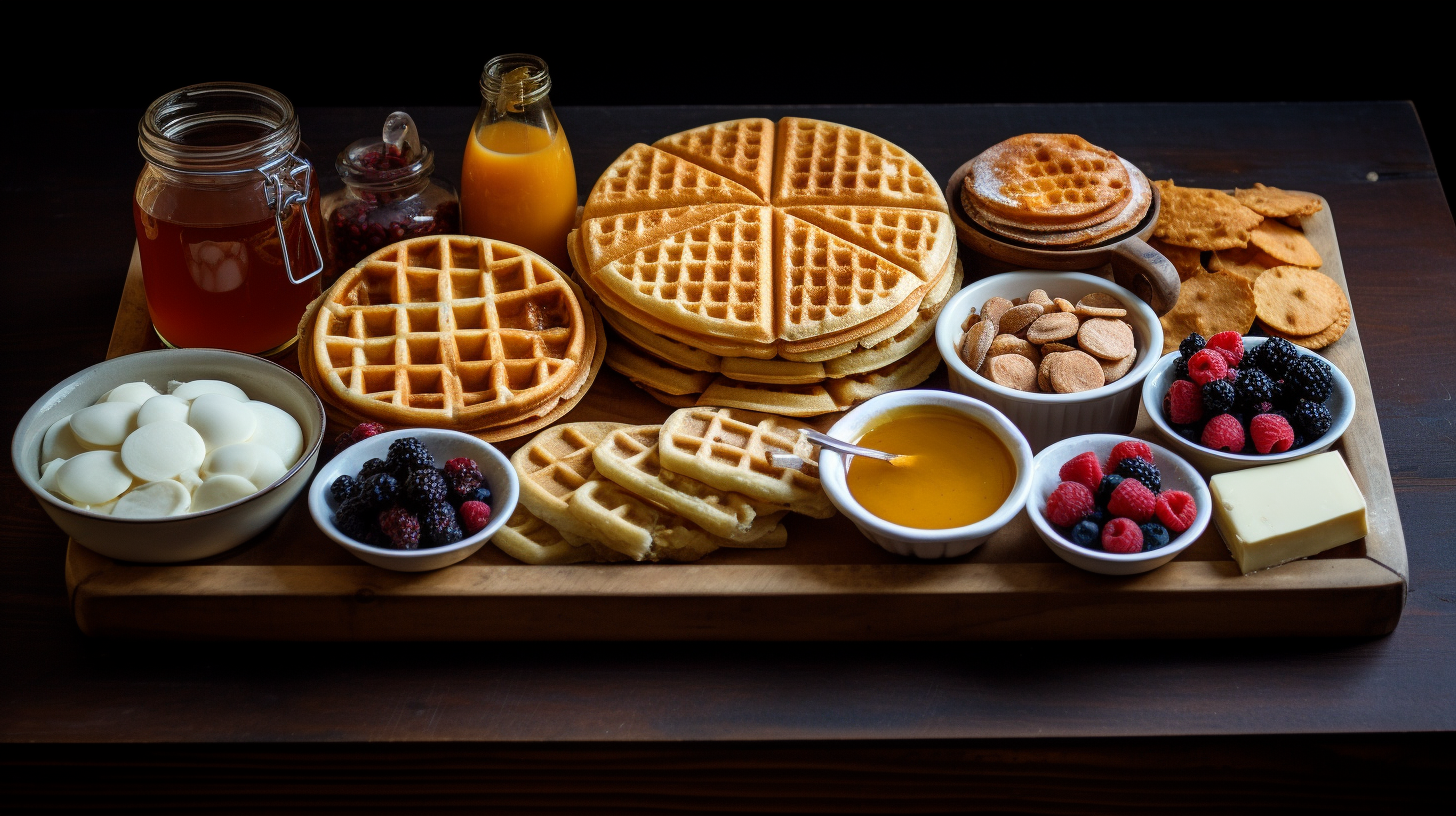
935 271 1163 453
819 391 1033 560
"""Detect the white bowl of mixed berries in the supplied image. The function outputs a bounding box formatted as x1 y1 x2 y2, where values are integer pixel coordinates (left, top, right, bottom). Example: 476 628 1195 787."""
1028 435 1211 575
1141 332 1354 474
307 424 518 572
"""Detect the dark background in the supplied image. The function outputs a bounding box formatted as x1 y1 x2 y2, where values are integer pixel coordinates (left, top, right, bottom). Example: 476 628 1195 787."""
28 25 1452 201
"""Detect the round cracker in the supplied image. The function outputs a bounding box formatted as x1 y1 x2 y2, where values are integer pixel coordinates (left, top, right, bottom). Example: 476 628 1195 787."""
1253 266 1347 336
1209 246 1281 281
1158 270 1257 353
987 354 1039 392
959 319 996 372
1152 180 1265 251
1047 350 1106 393
1149 238 1206 282
1260 307 1351 350
1077 317 1135 360
1233 183 1323 219
987 334 1042 366
999 303 1045 335
1099 349 1138 383
1248 220 1322 268
1026 312 1080 345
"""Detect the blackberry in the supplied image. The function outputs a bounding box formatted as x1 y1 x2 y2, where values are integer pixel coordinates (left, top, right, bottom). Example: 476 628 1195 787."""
359 458 389 480
1176 426 1200 443
1173 356 1190 382
420 501 463 546
1255 337 1301 379
1115 457 1162 493
386 437 435 474
1139 522 1172 551
1070 520 1101 548
1234 368 1275 410
1291 432 1308 450
1241 341 1265 373
1201 379 1236 415
358 473 400 507
1293 399 1333 439
1286 356 1334 403
378 504 421 550
1178 333 1206 360
404 468 449 511
1096 474 1124 507
336 495 384 545
330 475 359 504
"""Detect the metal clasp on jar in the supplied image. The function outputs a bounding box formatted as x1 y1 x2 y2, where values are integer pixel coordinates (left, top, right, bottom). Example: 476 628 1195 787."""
260 152 325 284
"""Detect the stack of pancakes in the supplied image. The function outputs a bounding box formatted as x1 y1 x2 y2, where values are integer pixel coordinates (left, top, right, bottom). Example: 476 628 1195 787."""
961 134 1151 249
497 407 832 564
568 117 958 417
298 235 604 441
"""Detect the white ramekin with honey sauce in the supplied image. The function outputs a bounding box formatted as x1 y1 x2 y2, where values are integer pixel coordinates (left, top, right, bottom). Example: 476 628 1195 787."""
819 391 1033 559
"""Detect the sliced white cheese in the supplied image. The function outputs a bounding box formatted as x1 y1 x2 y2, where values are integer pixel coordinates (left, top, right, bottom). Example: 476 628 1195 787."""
41 414 88 462
1211 451 1368 574
104 381 162 405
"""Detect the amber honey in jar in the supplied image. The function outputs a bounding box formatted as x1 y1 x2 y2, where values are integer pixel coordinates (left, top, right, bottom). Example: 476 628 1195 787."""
134 83 327 355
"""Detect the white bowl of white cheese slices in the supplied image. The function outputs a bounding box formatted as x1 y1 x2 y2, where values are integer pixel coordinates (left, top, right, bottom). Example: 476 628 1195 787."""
11 349 325 563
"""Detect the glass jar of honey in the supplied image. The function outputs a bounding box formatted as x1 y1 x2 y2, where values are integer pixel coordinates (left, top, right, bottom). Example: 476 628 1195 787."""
134 82 327 356
460 54 577 270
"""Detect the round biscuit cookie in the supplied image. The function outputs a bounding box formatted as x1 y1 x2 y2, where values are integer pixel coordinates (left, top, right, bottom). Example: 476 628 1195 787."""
1026 312 1080 345
999 303 1045 335
981 296 1014 326
987 354 1039 392
1074 292 1128 318
960 319 996 372
1047 350 1106 393
1077 317 1135 360
1053 297 1076 313
1099 349 1138 383
986 334 1042 366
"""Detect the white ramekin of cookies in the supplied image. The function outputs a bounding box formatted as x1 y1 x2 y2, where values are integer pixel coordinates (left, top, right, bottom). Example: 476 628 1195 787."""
934 271 1162 451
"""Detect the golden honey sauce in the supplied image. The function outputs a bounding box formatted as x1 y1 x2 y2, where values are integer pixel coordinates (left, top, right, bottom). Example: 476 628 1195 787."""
846 407 1016 529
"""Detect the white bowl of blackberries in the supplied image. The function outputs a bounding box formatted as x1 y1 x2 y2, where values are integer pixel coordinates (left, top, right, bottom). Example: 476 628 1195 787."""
307 424 518 572
1141 332 1354 474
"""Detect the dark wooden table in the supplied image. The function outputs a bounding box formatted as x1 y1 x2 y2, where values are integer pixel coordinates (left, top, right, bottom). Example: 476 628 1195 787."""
4 103 1455 811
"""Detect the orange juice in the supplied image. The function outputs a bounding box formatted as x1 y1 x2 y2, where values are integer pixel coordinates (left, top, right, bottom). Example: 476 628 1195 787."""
461 119 577 270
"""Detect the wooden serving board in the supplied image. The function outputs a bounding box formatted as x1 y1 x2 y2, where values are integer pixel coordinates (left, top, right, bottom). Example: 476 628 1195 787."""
64 205 1408 640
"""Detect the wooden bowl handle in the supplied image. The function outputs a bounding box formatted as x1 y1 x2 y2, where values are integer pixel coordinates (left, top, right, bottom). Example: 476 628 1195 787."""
1109 237 1180 315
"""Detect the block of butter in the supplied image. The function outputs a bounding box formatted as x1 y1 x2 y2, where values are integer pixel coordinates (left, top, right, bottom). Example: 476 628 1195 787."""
1210 451 1367 574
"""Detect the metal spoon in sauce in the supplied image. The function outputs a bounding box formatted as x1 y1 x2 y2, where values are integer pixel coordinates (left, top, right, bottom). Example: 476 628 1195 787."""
769 429 916 470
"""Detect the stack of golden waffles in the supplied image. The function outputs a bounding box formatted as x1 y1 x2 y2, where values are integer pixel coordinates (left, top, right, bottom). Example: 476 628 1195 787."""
495 407 833 564
569 117 958 417
298 235 604 442
961 134 1152 249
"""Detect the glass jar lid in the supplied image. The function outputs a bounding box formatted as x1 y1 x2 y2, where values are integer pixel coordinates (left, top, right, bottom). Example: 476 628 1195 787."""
336 111 435 194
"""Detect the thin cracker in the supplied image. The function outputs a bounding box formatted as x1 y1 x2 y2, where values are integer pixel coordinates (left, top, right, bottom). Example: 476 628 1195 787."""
1149 238 1206 282
1209 246 1282 281
1248 219 1322 268
1158 270 1257 354
1233 183 1323 219
1259 307 1351 350
1153 180 1263 251
1253 266 1347 336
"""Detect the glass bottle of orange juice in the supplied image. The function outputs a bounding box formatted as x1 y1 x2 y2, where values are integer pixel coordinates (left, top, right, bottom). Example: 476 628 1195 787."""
460 54 577 270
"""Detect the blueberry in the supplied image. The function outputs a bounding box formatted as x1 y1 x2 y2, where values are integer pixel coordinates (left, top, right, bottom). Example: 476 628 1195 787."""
1070 520 1101 548
1084 505 1107 527
1139 522 1171 551
1096 474 1124 507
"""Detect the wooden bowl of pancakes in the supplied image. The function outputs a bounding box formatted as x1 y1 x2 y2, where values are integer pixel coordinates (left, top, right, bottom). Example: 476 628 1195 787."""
947 134 1180 316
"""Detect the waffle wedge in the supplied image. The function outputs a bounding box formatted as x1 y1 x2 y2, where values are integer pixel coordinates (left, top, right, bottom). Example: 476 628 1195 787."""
490 504 603 565
654 119 774 201
510 421 628 543
658 407 832 517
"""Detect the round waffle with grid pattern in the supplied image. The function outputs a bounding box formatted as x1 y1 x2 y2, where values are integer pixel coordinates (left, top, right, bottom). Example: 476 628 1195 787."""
307 235 601 437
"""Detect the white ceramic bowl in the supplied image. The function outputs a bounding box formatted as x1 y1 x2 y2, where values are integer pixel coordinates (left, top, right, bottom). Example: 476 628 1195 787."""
819 390 1033 560
1028 434 1211 575
1140 336 1355 475
935 270 1163 453
10 349 325 563
309 429 518 572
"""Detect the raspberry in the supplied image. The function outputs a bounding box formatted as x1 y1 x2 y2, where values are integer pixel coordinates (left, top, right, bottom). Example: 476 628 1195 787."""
1163 379 1204 425
1250 413 1296 454
443 457 485 500
420 501 463 546
386 437 435 475
1107 478 1156 523
1070 519 1101 548
1096 474 1124 507
1115 458 1162 493
1178 333 1206 360
1206 331 1245 368
459 500 492 534
350 422 386 443
1200 413 1246 452
1187 349 1228 386
1155 491 1198 533
1293 399 1333 439
1139 522 1172 551
358 473 400 507
377 504 420 550
1254 337 1300 379
333 432 356 455
1045 481 1096 527
1105 440 1154 474
1286 356 1334 403
1234 368 1275 410
1201 379 1236 415
1101 518 1144 554
1058 452 1103 493
329 475 359 504
404 468 449 511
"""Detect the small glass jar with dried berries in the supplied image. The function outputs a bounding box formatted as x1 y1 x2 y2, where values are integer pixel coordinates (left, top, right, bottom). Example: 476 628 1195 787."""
322 111 460 278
